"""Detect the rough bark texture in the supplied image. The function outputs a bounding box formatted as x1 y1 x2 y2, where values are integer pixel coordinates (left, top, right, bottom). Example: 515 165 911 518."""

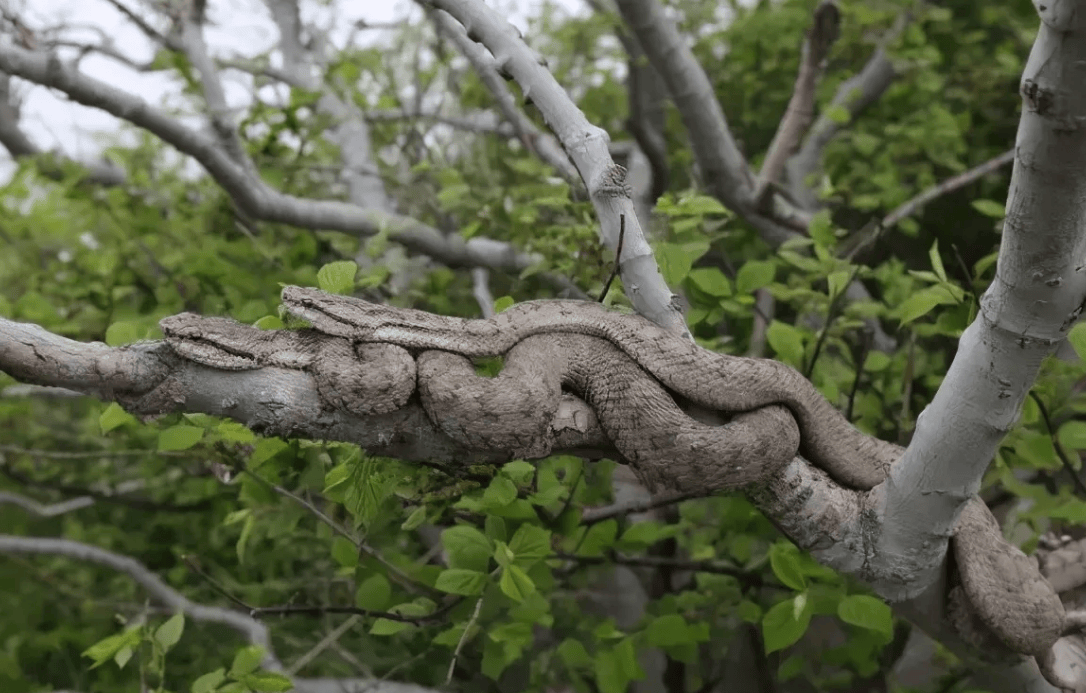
156 287 1067 683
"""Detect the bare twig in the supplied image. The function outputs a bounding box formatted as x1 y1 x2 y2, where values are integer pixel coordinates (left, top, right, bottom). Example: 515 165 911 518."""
0 491 94 516
0 534 281 666
580 490 692 525
786 13 909 210
471 268 495 318
754 0 840 208
287 615 362 676
597 214 626 302
445 597 483 685
882 149 1015 229
1028 392 1086 500
841 149 1015 262
747 289 775 358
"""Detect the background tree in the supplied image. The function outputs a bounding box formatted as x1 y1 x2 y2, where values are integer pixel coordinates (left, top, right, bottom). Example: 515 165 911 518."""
0 1 1085 692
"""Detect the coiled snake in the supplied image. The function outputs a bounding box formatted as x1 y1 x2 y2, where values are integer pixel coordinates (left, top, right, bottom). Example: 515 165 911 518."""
161 286 1070 684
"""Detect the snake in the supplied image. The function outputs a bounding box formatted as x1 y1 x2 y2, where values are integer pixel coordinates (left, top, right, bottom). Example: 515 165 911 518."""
161 286 1069 683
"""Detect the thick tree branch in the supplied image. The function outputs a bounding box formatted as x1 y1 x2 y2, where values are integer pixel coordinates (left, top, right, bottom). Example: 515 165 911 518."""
785 15 907 210
0 534 279 663
426 0 687 335
0 43 583 297
0 534 442 693
0 492 94 516
753 0 840 209
612 0 811 245
0 73 125 185
428 7 583 191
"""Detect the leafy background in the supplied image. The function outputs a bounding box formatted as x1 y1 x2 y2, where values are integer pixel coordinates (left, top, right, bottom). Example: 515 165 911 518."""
2 1 1084 692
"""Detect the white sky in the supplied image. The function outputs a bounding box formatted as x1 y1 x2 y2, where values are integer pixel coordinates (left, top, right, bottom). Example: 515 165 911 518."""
7 0 581 176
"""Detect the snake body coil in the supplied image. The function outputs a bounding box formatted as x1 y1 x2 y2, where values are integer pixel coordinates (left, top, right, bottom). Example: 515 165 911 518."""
165 287 1067 676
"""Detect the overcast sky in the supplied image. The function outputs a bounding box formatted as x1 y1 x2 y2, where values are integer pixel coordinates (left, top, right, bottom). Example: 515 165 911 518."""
7 0 581 176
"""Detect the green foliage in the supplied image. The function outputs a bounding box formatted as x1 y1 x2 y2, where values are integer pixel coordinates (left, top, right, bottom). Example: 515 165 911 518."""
0 0 1075 692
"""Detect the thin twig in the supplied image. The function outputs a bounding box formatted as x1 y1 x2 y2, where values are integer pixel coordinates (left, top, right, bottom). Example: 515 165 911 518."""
288 615 362 676
803 266 861 378
883 149 1014 229
580 490 693 525
242 471 436 596
555 550 752 580
598 214 626 302
1028 392 1086 499
250 604 450 623
950 243 981 311
471 267 495 317
445 597 484 685
840 149 1015 262
180 554 254 611
846 336 871 422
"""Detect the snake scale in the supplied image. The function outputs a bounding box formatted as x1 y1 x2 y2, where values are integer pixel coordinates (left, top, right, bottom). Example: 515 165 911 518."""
160 286 1069 683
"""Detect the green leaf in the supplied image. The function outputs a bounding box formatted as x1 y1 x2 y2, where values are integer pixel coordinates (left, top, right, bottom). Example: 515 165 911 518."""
657 243 693 286
502 460 535 484
895 285 960 324
837 594 893 638
249 438 288 468
737 600 762 623
484 476 518 508
676 194 729 216
355 574 392 611
929 241 948 283
808 210 836 248
645 614 692 647
826 270 851 300
825 104 850 124
82 628 141 669
1058 421 1086 450
104 320 143 346
154 613 185 651
762 597 811 654
972 199 1006 218
216 421 255 443
485 516 508 542
594 649 625 693
158 425 204 451
370 618 410 636
1069 322 1086 360
436 568 486 595
769 544 807 591
687 267 732 297
617 521 674 550
316 261 358 294
577 519 618 556
494 296 515 313
736 260 776 294
237 671 295 692
99 403 135 434
401 505 428 531
558 638 592 669
229 646 265 677
499 564 535 601
766 321 805 366
114 646 133 669
441 525 493 572
330 537 358 568
508 524 551 566
191 668 226 693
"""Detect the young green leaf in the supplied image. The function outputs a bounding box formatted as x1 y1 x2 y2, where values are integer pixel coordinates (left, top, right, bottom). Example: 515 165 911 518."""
154 613 185 651
316 261 358 294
